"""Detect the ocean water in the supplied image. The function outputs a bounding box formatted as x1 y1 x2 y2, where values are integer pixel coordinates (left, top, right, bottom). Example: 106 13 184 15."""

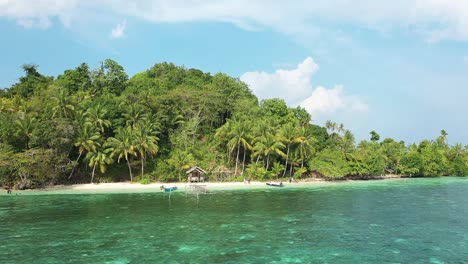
1 178 468 263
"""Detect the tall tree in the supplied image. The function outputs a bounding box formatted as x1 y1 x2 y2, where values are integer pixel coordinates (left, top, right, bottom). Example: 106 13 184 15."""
107 127 136 181
227 119 252 176
86 105 111 133
133 123 159 177
86 146 113 183
278 123 303 176
252 133 285 170
297 127 317 168
68 123 101 179
167 150 196 182
51 88 75 119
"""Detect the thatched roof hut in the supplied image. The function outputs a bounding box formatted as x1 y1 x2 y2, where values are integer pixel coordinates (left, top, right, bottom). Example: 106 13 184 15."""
186 166 207 182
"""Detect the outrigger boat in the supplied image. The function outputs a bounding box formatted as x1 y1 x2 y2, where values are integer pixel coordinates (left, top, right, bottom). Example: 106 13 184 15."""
160 186 178 192
266 182 284 187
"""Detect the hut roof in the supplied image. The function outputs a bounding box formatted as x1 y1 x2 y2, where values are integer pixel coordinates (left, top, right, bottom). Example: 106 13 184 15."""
185 166 207 174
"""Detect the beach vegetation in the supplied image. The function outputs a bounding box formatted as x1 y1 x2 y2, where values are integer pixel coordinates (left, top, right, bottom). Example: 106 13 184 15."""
0 61 467 188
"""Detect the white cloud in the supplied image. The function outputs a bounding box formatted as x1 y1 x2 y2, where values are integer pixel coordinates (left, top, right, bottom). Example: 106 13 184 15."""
240 57 368 120
2 1 468 42
0 0 79 29
300 85 369 115
110 20 126 39
240 57 318 104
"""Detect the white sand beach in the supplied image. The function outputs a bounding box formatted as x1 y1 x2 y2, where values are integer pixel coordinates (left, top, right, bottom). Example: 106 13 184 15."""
3 177 405 195
3 179 334 195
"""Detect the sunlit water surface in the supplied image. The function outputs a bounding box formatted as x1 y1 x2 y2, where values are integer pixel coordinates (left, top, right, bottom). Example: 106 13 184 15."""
1 178 468 263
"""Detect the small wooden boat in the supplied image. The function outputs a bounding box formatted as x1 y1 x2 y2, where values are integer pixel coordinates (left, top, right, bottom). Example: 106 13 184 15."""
266 182 284 187
163 186 177 192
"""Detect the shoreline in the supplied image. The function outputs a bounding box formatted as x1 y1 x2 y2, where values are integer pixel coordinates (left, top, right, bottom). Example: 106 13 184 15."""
1 176 413 195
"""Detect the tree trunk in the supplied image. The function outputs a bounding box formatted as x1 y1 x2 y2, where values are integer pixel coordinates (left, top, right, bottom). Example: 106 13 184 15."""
241 146 246 175
283 144 290 177
126 158 133 182
266 155 270 170
141 155 145 178
91 164 96 183
255 155 260 165
234 143 240 176
68 152 83 180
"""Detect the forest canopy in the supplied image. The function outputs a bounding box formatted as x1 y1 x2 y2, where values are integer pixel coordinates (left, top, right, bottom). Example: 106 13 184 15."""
0 60 467 189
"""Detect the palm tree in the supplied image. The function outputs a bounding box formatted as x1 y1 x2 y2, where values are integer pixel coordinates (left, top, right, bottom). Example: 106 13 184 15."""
271 162 285 180
133 123 159 177
252 133 285 170
227 120 252 176
288 150 302 176
251 120 273 164
73 110 90 129
86 105 111 133
122 104 142 128
14 112 37 150
297 127 316 168
68 123 101 179
278 123 304 177
215 120 232 162
168 150 196 182
52 88 75 119
107 126 136 181
340 130 355 161
86 146 113 183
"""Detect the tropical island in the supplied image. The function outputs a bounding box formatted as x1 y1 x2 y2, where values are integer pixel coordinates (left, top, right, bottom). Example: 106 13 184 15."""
0 60 467 190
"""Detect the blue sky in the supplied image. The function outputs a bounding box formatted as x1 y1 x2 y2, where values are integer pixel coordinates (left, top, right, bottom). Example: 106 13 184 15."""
1 1 467 144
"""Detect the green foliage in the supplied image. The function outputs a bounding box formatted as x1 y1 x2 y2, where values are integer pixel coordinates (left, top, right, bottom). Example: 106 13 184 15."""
245 163 270 180
139 176 151 185
418 140 449 177
167 150 196 182
1 59 466 188
400 144 422 176
349 141 386 176
310 148 349 178
1 148 72 187
370 130 380 142
7 65 53 97
56 63 92 93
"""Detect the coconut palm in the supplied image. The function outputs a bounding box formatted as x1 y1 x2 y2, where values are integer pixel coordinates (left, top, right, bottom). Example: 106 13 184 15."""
278 123 304 176
68 123 101 179
107 126 136 181
168 150 196 182
86 146 113 183
251 120 273 164
227 120 252 176
215 120 233 162
340 130 355 161
14 112 37 150
133 123 159 177
52 88 75 119
86 104 111 133
297 127 317 168
271 162 285 180
252 133 285 170
122 104 143 128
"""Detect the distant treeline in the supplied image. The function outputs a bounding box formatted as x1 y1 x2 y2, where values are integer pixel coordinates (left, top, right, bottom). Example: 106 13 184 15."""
0 60 466 189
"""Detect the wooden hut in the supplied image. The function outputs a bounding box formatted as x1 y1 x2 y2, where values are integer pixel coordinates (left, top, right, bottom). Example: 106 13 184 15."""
186 166 207 183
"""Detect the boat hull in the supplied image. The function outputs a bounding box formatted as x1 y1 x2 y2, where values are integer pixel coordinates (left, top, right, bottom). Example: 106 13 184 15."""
266 182 283 187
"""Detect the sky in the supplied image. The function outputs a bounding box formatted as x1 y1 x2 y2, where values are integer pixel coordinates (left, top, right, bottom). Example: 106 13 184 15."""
1 0 467 144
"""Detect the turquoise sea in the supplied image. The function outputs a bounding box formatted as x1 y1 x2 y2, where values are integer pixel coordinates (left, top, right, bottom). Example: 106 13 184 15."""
1 178 468 263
